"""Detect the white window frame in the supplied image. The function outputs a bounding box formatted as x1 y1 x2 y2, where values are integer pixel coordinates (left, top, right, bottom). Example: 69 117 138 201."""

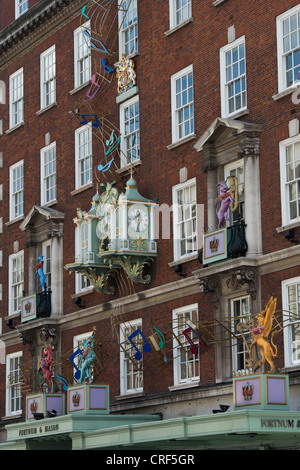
40 45 56 110
282 276 300 368
120 95 140 167
119 318 144 395
172 304 199 387
9 68 24 129
75 273 91 294
230 295 251 375
8 250 24 316
172 177 197 262
170 64 194 144
15 0 28 19
74 21 91 89
74 224 91 293
169 0 192 30
9 160 24 221
75 125 93 190
40 142 56 206
279 134 300 226
220 36 247 118
118 0 138 58
276 4 300 94
6 351 22 416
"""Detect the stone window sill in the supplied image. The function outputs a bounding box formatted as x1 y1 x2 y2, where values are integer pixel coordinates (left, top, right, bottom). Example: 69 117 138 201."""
118 50 140 62
4 312 19 321
272 86 299 101
224 108 249 120
276 220 300 233
165 17 194 37
70 81 90 95
167 133 196 150
213 0 228 5
71 287 94 299
71 182 94 196
1 413 22 422
169 381 200 392
41 199 58 208
36 102 57 115
116 159 142 174
5 121 25 134
169 252 199 268
6 215 24 226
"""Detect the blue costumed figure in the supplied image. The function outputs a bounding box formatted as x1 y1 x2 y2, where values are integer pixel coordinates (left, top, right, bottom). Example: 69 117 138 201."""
35 255 47 291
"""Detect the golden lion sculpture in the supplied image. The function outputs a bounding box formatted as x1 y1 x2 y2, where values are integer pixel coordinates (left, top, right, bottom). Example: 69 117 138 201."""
249 297 278 373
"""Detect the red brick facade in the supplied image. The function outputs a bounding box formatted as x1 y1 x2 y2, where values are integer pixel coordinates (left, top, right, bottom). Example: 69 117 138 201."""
1 0 300 442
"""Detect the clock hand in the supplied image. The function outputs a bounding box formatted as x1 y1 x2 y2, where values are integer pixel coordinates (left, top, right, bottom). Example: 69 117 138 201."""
130 211 140 222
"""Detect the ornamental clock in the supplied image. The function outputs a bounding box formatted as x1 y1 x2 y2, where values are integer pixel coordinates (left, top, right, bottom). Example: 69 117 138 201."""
117 178 157 256
65 178 158 292
110 177 157 284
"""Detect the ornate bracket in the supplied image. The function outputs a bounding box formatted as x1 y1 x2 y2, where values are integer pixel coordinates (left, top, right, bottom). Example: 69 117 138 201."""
226 268 258 300
199 278 222 310
109 255 154 284
64 263 116 295
19 330 37 357
40 326 60 350
80 266 116 295
238 131 261 159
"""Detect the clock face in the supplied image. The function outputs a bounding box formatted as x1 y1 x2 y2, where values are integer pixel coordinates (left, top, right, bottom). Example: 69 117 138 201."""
128 205 148 238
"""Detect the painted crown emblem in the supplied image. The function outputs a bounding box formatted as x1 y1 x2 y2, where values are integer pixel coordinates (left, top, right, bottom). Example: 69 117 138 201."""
25 301 31 312
210 237 219 253
242 382 254 401
72 391 80 407
30 400 38 413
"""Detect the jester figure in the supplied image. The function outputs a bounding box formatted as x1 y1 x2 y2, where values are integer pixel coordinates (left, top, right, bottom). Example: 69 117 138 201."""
215 176 238 228
79 328 96 384
38 345 54 391
35 254 47 291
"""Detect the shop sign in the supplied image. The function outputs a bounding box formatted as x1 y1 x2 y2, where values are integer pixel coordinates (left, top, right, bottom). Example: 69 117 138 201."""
19 423 59 437
261 419 300 429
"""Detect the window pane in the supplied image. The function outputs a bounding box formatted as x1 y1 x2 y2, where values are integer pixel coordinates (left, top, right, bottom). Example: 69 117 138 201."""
10 70 23 127
8 355 22 414
10 253 24 314
123 99 140 165
285 142 300 220
122 0 138 55
42 48 56 107
224 41 247 114
11 163 24 219
174 70 193 141
231 297 251 373
174 307 199 384
120 321 144 393
174 182 197 258
77 127 92 187
282 13 300 87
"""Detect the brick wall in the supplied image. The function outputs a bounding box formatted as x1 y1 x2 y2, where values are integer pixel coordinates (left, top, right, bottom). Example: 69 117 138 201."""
1 0 300 419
